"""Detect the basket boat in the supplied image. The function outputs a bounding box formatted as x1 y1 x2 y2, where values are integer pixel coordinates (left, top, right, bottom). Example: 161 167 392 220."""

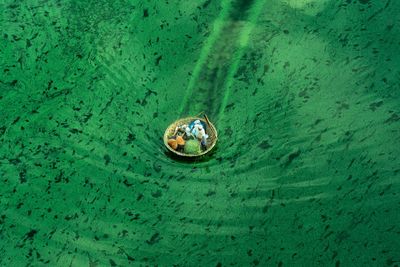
163 115 218 157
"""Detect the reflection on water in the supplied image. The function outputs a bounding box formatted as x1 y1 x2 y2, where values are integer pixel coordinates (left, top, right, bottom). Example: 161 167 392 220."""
1 0 399 266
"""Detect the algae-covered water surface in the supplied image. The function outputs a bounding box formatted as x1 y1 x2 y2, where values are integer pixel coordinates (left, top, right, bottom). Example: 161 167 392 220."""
1 0 400 266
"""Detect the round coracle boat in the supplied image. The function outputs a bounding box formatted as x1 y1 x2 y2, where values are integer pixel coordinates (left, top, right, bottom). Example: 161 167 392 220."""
163 115 218 157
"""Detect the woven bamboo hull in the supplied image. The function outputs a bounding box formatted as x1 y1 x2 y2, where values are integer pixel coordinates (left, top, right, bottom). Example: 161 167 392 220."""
163 116 218 157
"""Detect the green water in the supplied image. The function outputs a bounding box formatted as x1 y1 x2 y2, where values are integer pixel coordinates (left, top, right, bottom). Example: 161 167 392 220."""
1 0 400 266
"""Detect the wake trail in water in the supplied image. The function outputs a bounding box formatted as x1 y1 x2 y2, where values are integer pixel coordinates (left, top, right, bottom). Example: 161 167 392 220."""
179 0 265 121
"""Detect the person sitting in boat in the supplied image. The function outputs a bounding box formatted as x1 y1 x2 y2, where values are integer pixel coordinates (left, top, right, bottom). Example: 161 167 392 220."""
191 121 208 146
188 120 207 131
174 119 209 146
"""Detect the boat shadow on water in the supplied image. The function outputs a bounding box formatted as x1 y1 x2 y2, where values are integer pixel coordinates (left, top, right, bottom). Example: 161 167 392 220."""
163 145 219 164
